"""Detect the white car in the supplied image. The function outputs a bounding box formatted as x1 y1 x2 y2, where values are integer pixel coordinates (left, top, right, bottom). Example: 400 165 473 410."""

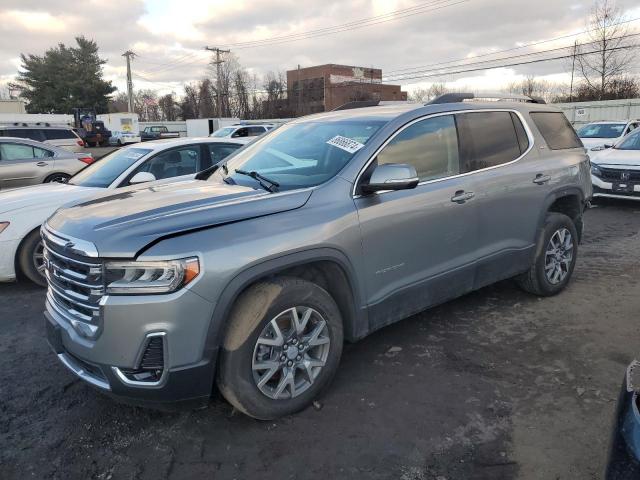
0 137 249 286
590 128 640 201
109 131 142 146
578 120 640 151
210 123 274 139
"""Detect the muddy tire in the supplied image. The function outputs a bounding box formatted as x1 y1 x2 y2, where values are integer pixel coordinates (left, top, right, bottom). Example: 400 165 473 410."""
517 212 578 296
17 229 47 287
217 277 343 420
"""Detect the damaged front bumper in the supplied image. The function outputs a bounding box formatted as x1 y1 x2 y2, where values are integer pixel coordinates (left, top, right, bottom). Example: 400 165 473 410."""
605 361 640 479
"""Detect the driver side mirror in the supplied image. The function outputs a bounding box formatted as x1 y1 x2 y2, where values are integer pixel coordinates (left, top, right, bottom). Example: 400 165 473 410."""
361 163 419 194
604 143 613 149
129 171 156 185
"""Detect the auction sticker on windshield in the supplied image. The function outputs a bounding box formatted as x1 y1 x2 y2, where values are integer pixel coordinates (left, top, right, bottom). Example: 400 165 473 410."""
327 135 365 154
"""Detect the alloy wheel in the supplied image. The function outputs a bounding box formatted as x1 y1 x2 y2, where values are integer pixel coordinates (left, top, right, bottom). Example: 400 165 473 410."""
32 240 46 278
544 228 574 285
252 306 331 400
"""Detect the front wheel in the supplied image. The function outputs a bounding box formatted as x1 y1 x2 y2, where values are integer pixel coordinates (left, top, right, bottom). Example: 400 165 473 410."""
516 212 578 296
44 173 71 183
217 277 343 419
18 229 47 287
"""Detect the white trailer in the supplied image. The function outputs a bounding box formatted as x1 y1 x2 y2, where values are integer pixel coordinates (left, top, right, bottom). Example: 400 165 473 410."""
0 113 74 126
186 118 239 137
97 112 141 145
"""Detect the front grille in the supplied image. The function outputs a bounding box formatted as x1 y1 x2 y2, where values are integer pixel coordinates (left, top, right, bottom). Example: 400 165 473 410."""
42 229 103 338
598 167 640 183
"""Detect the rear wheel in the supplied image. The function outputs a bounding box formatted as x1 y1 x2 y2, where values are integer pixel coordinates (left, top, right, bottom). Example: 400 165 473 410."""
217 277 343 419
18 229 47 287
44 173 70 183
516 212 578 296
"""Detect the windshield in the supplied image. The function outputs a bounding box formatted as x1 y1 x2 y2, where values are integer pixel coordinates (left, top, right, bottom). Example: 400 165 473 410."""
615 130 640 150
211 127 236 138
69 147 152 188
577 123 625 139
210 120 385 191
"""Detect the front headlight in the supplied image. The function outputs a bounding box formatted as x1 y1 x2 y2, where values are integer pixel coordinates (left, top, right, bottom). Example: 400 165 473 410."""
591 164 602 177
104 257 200 294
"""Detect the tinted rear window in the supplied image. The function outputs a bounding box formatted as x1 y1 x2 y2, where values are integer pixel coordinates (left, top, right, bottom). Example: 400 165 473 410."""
2 128 45 142
457 111 522 172
530 112 583 150
43 129 76 140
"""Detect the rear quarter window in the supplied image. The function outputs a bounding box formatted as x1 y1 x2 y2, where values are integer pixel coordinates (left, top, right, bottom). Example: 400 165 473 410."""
530 112 583 150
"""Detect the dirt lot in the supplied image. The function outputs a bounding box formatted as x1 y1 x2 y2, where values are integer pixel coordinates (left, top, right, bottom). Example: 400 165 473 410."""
1 200 639 480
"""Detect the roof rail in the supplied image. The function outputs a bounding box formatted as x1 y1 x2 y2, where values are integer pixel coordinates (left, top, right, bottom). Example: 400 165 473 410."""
332 100 381 111
427 92 546 105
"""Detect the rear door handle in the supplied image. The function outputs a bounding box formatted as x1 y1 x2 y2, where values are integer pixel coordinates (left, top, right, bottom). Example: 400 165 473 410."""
36 162 48 167
533 174 551 185
451 190 475 204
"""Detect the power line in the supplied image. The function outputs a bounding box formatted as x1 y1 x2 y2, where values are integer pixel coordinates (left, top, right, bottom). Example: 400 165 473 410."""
384 15 640 75
221 0 469 50
383 31 640 81
386 43 640 83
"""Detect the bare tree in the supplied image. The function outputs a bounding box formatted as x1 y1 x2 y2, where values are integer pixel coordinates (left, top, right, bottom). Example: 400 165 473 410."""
576 0 637 99
180 83 200 119
506 75 553 101
158 93 178 121
198 79 216 118
408 83 448 103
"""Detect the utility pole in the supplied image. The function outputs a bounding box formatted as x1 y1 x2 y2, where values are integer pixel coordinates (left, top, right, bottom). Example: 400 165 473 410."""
297 64 302 116
122 50 135 113
205 46 230 118
569 40 578 102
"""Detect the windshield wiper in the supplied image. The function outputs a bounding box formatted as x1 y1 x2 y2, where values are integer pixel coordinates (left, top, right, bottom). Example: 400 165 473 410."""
234 169 279 192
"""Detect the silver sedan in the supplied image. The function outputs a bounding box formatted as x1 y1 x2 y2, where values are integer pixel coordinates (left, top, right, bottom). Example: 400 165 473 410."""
0 137 94 189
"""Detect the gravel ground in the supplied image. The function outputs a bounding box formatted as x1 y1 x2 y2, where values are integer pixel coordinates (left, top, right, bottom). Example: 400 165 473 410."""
1 199 639 480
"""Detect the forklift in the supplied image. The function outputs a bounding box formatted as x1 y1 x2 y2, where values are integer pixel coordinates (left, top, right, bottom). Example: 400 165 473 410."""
72 108 112 147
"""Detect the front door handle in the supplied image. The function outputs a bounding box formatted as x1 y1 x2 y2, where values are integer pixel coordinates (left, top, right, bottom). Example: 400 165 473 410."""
451 190 475 204
36 162 48 167
533 174 551 185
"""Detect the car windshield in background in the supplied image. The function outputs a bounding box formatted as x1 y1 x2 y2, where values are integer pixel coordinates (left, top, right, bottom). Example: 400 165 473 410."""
68 148 152 188
577 123 625 138
211 127 236 137
210 120 385 191
615 131 640 150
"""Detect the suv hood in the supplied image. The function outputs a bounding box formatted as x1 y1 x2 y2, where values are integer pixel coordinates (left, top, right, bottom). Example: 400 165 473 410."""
581 137 617 149
47 179 312 257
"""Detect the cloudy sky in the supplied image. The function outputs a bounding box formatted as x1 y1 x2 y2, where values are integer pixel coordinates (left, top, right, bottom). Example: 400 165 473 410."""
1 0 639 98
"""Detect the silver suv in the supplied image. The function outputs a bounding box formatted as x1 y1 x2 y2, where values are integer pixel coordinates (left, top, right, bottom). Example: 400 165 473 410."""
42 94 592 418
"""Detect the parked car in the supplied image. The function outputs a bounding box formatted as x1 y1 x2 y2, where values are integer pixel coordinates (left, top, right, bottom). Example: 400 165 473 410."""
0 137 94 189
0 137 248 287
0 125 85 153
141 126 181 142
605 360 640 479
590 129 640 201
577 120 640 151
41 94 591 418
210 123 274 139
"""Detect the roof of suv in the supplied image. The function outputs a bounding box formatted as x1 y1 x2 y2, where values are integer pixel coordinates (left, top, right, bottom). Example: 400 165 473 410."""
291 101 560 125
0 125 74 130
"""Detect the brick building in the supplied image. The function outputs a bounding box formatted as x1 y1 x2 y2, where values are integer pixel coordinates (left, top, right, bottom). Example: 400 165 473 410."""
287 64 407 115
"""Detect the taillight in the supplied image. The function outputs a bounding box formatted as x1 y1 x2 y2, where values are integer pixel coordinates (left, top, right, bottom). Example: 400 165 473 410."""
77 140 84 147
78 156 95 165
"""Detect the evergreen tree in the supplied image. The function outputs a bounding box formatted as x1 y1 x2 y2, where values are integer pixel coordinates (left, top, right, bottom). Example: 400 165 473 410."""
14 36 116 114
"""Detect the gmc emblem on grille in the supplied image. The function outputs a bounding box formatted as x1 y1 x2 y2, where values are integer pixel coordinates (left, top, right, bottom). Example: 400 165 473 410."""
621 171 631 181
